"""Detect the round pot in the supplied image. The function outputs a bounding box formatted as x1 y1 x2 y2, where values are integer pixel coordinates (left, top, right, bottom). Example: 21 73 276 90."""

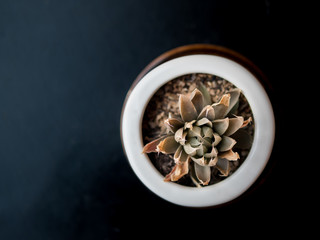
121 44 275 207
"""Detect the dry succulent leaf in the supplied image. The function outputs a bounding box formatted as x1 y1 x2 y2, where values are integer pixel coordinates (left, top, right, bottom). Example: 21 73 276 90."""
190 163 201 188
198 105 215 121
196 118 213 127
191 156 206 166
183 143 198 157
207 156 218 166
174 127 187 145
212 93 230 119
157 136 179 154
173 145 183 161
179 94 198 122
213 118 229 135
226 88 241 116
197 82 212 106
204 145 218 158
224 116 244 136
218 149 240 161
202 126 213 138
187 126 202 138
173 146 189 163
164 117 184 133
184 120 196 130
190 88 204 114
196 144 207 157
212 132 222 146
188 137 201 147
241 117 252 128
216 158 230 176
230 129 253 149
142 136 166 153
217 136 237 152
202 137 212 148
194 163 211 185
164 158 190 182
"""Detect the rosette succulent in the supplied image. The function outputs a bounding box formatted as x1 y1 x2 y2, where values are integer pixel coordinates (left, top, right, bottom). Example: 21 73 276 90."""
142 83 252 186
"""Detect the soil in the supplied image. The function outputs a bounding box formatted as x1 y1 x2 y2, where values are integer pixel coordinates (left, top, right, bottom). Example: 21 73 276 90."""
142 73 254 187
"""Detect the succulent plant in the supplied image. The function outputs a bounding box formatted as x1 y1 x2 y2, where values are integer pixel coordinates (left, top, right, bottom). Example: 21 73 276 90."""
142 82 252 186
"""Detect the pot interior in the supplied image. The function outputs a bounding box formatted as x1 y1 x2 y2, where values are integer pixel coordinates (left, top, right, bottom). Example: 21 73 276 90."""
141 72 255 187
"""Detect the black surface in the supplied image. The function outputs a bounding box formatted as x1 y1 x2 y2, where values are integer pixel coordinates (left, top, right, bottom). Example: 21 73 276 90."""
0 0 308 239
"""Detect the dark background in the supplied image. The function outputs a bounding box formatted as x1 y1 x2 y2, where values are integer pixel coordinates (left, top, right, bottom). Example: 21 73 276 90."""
0 0 309 239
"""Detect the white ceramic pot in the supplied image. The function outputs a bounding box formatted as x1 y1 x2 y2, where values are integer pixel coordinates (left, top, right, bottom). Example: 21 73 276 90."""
121 52 275 208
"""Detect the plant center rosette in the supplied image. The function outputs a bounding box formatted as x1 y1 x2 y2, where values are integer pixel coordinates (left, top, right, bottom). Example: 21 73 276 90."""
142 82 252 187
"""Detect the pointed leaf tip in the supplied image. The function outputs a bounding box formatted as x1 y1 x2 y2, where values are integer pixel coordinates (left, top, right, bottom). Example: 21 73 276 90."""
198 105 215 121
217 136 237 152
142 136 166 153
218 150 240 161
197 81 212 106
157 136 179 154
212 94 230 119
241 117 252 128
164 157 190 182
216 158 230 176
179 94 198 122
164 117 184 133
226 88 241 115
194 163 211 185
190 88 205 114
224 116 244 136
213 118 229 136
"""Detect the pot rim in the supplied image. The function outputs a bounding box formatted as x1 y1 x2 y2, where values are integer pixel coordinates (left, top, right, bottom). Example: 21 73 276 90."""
121 52 275 207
